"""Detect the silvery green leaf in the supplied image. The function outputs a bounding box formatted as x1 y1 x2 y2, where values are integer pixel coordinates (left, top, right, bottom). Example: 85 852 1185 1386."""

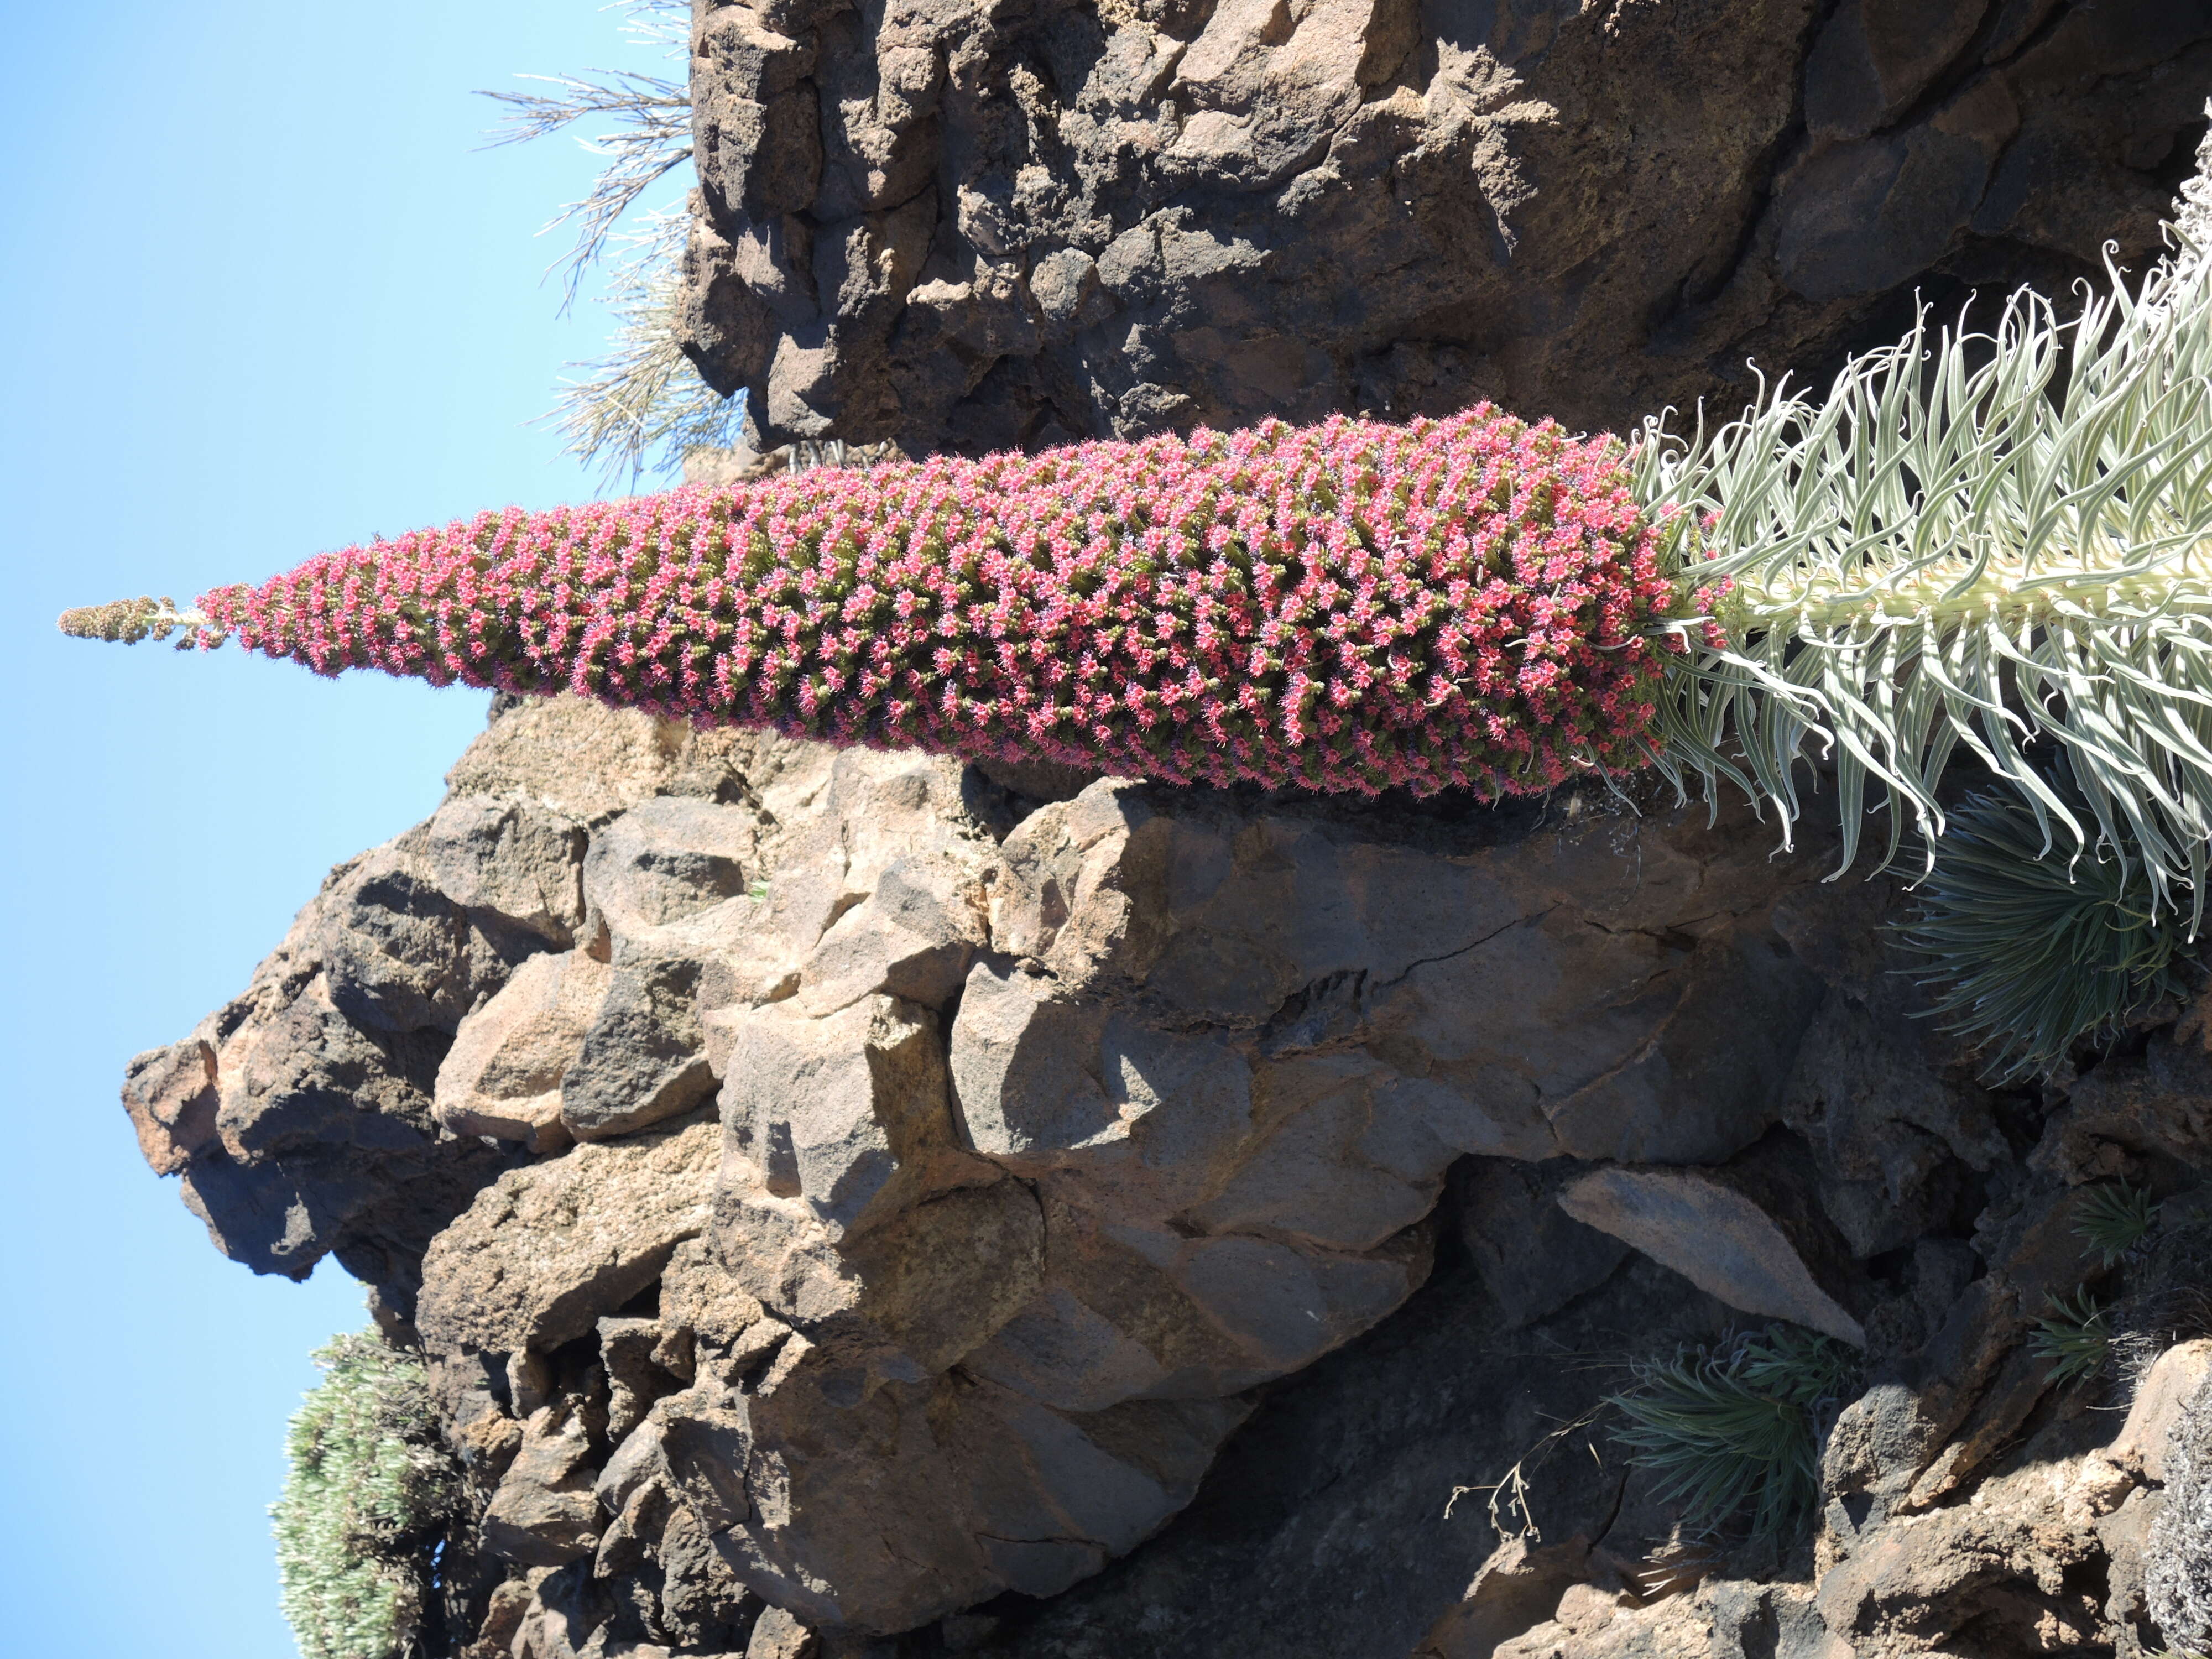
1639 217 2212 930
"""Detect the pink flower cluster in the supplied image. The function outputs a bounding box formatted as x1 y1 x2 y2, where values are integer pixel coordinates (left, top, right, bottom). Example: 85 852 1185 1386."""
199 407 1673 797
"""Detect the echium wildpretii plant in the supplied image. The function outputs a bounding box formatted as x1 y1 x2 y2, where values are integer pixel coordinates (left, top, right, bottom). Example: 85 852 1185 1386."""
272 1329 458 1659
1636 229 2212 922
62 408 1673 797
59 148 2212 907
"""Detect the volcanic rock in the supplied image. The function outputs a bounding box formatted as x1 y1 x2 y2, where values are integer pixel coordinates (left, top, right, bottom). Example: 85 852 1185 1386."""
678 0 2212 455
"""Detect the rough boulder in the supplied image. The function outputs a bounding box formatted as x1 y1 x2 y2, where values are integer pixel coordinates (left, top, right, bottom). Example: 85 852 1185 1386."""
678 0 2212 453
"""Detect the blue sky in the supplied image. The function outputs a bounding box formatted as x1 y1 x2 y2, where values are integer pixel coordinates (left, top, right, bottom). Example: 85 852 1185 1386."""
0 4 692 1652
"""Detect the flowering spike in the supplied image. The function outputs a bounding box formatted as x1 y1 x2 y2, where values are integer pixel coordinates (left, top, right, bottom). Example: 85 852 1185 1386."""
58 596 218 649
61 408 1676 800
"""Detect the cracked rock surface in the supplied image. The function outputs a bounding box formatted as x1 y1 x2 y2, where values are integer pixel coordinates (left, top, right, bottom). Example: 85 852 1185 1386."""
677 0 2212 455
127 693 2212 1655
126 693 1844 1647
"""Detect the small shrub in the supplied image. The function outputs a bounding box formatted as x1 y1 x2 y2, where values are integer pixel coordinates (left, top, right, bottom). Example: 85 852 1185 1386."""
481 1 739 482
1893 786 2195 1082
479 0 691 304
273 1329 458 1659
2074 1182 2162 1267
1606 1324 1858 1543
2027 1289 2112 1386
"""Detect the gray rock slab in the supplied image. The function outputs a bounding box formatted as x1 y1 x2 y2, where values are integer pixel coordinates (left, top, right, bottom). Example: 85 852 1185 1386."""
1557 1166 1866 1346
436 948 609 1152
677 0 2209 467
561 957 718 1141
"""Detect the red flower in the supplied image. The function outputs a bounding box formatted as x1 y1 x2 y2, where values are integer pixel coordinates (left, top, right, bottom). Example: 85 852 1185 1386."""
190 408 1676 799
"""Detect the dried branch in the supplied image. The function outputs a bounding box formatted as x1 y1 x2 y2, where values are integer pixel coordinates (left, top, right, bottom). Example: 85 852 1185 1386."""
545 211 748 486
478 1 694 306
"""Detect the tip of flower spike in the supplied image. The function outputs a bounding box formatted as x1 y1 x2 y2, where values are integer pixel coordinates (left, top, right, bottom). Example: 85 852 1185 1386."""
57 596 218 648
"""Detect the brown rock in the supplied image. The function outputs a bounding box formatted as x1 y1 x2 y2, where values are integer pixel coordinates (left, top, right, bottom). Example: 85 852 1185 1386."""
121 1037 217 1175
434 950 609 1152
2032 1036 2212 1182
2104 1338 2212 1485
1804 0 1993 142
482 1401 604 1567
757 749 994 1018
599 1314 682 1441
746 1606 817 1659
659 1234 768 1354
582 795 758 950
1815 1439 2129 1656
682 440 785 486
144 698 2045 1643
153 863 528 1291
466 1577 533 1659
1774 878 2005 1261
1492 1580 1837 1658
310 838 545 1037
420 792 588 947
442 696 766 827
559 957 719 1142
415 1115 720 1358
714 994 975 1240
1416 1535 1598 1658
1452 1158 1631 1332
677 0 2211 456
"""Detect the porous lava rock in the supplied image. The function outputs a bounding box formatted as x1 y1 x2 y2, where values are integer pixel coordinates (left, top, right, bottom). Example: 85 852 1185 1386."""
124 693 2212 1656
678 0 2212 455
124 693 1858 1645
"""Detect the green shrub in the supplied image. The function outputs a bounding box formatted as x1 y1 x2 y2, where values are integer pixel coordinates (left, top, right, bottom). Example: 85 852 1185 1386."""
2028 1289 2113 1386
272 1329 458 1659
1893 786 2197 1082
2074 1182 2162 1266
1606 1325 1858 1543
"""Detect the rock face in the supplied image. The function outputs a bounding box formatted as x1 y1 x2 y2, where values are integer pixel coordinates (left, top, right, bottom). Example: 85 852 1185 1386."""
678 0 2212 455
128 693 2212 1656
118 697 1811 1641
